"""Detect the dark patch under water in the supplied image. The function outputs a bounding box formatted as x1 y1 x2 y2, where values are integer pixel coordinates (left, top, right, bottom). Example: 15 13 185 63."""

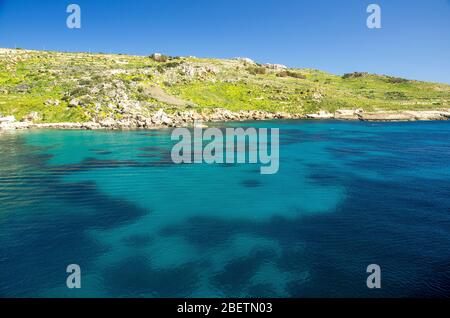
241 179 262 188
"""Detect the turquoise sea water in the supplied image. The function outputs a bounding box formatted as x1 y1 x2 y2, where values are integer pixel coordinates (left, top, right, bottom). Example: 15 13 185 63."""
1 120 450 298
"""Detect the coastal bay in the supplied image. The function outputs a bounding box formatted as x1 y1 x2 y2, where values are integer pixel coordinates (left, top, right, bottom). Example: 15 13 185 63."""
1 120 450 297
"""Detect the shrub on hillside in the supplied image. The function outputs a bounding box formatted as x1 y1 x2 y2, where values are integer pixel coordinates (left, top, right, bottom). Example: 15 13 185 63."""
342 72 369 79
164 61 183 69
277 70 306 79
14 84 31 93
386 76 409 84
149 53 169 63
385 91 408 100
64 86 90 99
247 66 267 75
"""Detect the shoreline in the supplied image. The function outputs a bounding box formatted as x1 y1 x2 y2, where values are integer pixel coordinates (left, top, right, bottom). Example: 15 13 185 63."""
1 108 450 132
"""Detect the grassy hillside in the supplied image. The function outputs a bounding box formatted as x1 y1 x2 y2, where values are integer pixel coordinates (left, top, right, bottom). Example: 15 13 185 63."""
0 48 449 123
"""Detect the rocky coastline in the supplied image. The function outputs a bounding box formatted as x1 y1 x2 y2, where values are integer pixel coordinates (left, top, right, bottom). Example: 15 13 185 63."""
1 108 450 132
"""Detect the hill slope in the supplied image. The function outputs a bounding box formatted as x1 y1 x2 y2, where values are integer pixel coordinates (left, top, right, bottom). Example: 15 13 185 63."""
1 48 449 124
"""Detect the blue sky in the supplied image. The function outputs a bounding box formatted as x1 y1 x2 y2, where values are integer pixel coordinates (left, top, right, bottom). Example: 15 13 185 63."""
0 0 449 83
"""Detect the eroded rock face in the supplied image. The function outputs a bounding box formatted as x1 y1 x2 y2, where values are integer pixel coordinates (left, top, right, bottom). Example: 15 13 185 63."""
150 53 168 62
306 111 334 119
265 63 288 70
2 109 450 132
359 110 450 121
152 109 172 126
360 112 416 121
304 109 450 122
441 112 450 119
45 99 61 107
22 112 41 123
334 109 364 120
0 121 30 130
99 118 117 129
69 99 80 107
404 111 450 121
0 115 16 123
179 64 219 78
235 57 256 65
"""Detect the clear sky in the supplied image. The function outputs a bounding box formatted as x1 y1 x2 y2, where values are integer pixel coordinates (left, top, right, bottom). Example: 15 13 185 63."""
0 0 449 83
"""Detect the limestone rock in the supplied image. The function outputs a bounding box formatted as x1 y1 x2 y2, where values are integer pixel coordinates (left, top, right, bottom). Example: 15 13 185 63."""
306 111 334 119
334 109 363 120
0 115 16 123
236 57 256 65
150 53 168 62
360 112 416 122
69 99 80 107
312 92 324 102
152 109 172 125
404 111 449 121
99 118 117 128
45 99 61 106
22 112 41 123
265 63 287 70
0 121 30 130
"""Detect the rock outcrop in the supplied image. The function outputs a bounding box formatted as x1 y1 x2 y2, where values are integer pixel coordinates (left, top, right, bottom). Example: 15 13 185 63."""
334 109 363 120
265 63 288 70
0 108 301 131
359 112 416 121
2 108 450 132
306 110 334 119
404 111 450 121
235 57 256 65
0 115 16 123
359 111 450 122
22 112 41 123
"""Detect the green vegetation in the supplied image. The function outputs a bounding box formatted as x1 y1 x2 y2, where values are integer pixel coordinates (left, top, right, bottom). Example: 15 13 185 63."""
277 70 306 79
0 48 448 122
